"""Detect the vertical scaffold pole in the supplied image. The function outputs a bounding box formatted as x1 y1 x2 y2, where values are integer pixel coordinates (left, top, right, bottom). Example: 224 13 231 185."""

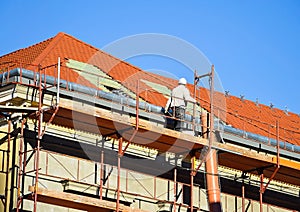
173 168 177 212
193 70 197 133
190 156 196 211
57 57 61 105
260 172 264 212
259 120 280 211
99 150 104 200
4 115 11 212
16 118 26 211
242 180 245 212
116 137 123 212
33 65 43 212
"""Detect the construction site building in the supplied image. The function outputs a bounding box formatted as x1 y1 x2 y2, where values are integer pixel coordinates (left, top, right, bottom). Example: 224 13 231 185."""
0 32 299 212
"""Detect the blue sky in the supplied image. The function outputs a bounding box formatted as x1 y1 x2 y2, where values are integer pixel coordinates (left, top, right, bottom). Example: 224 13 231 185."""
1 0 300 114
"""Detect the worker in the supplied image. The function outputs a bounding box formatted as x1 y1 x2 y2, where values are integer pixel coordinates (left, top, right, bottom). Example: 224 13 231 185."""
165 77 198 131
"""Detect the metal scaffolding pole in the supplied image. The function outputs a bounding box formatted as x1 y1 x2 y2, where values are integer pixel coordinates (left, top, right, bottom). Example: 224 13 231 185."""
262 121 281 194
99 150 104 200
173 168 177 212
260 172 264 212
16 118 26 211
33 65 43 212
116 137 123 212
4 115 11 212
259 121 281 212
190 156 196 211
193 65 222 212
32 60 60 211
242 180 245 212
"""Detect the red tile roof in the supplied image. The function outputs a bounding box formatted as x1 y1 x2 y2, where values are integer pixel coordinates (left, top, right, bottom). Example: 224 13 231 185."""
0 32 299 146
0 36 53 70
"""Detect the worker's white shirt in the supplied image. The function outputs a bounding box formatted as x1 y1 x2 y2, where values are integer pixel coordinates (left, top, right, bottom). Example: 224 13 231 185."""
166 84 196 108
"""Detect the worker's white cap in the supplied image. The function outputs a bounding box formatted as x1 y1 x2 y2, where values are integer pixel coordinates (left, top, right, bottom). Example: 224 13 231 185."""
178 78 187 85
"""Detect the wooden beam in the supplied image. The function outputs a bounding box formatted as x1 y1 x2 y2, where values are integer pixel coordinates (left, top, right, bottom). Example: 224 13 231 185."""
28 186 147 212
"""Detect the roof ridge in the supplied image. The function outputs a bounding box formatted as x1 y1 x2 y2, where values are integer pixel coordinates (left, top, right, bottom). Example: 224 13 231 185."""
61 32 100 52
31 32 65 66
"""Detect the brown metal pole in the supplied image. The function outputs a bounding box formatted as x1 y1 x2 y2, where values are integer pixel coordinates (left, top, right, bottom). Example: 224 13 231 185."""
122 80 140 154
190 174 194 212
260 173 264 212
276 121 280 163
262 121 280 194
193 70 197 133
45 152 48 176
16 118 26 211
77 160 80 181
33 111 42 212
19 121 28 211
242 180 245 212
201 110 208 139
34 65 43 212
190 156 195 212
99 150 104 200
116 138 122 212
136 80 139 128
194 70 197 100
209 65 215 149
4 116 11 212
173 168 177 212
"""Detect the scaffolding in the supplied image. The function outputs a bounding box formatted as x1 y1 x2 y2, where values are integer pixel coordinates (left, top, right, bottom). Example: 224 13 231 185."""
0 59 299 212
